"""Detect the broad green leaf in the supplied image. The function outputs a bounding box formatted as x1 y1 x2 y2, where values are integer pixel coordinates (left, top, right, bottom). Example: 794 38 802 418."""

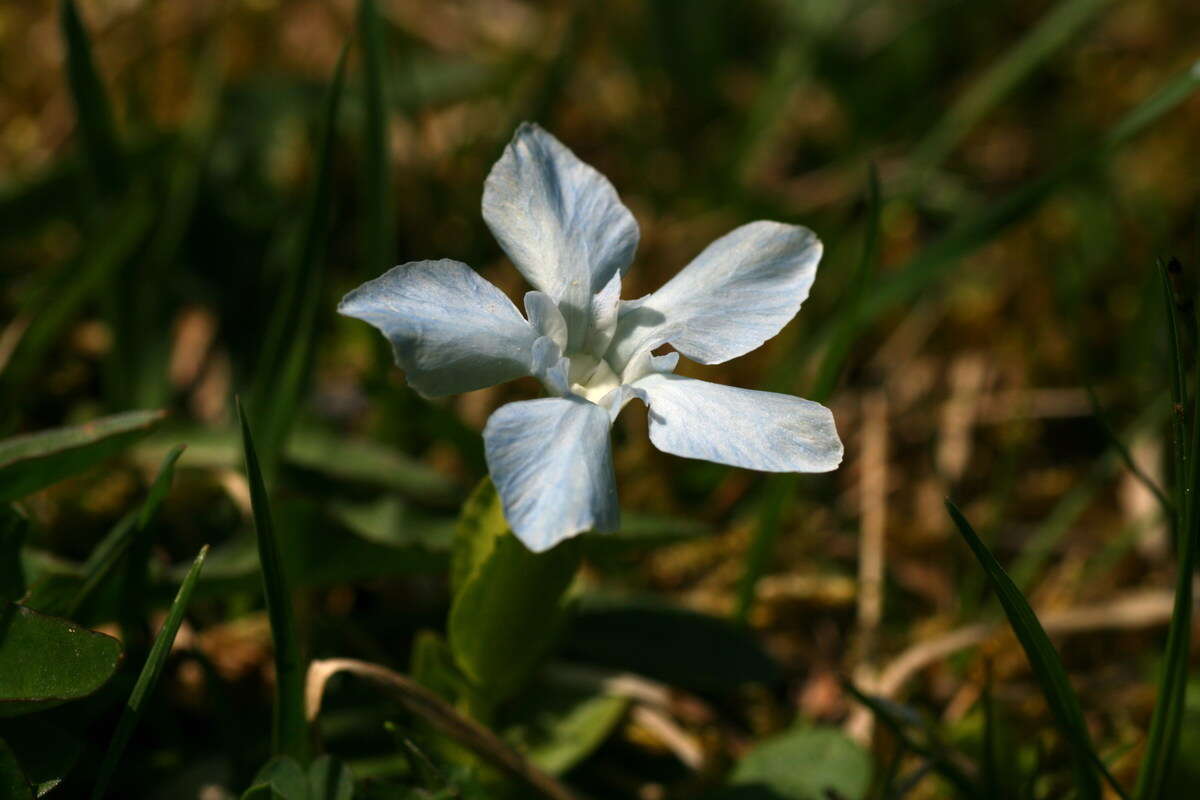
0 410 165 503
724 725 871 800
238 400 309 763
945 501 1105 799
0 738 33 800
504 684 628 775
287 431 460 505
133 428 461 505
325 496 454 551
449 479 508 595
0 604 122 716
447 480 580 713
0 508 27 603
244 756 309 800
308 755 354 800
567 600 780 693
411 630 473 706
60 0 124 193
358 0 394 276
92 545 208 799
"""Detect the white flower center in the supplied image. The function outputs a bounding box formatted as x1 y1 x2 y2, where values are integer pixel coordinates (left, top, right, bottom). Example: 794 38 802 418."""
567 354 621 404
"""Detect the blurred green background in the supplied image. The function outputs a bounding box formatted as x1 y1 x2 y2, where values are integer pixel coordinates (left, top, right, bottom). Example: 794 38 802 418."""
2 0 1200 797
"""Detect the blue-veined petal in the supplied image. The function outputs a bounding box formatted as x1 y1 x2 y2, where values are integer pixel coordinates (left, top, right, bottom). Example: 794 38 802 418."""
483 123 639 351
610 221 821 369
338 259 537 398
633 373 842 472
483 396 618 552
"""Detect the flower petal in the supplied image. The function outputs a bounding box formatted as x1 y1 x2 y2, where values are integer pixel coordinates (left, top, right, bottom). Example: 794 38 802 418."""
610 221 821 368
484 397 619 552
525 290 569 352
634 373 843 472
530 336 571 396
339 259 537 398
483 123 639 350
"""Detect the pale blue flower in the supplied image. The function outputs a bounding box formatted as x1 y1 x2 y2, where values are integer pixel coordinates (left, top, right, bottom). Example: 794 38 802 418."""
339 123 843 552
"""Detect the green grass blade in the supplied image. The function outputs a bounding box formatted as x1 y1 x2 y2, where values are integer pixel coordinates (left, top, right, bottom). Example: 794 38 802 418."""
136 444 186 531
944 500 1104 799
71 443 184 618
1157 258 1189 528
841 680 978 796
59 0 124 194
809 163 881 403
814 63 1200 377
911 0 1113 176
237 398 309 763
358 0 394 276
250 46 349 479
1082 380 1173 519
122 444 187 633
732 476 790 625
90 544 207 799
0 200 153 419
733 168 879 625
1135 268 1200 798
22 442 184 618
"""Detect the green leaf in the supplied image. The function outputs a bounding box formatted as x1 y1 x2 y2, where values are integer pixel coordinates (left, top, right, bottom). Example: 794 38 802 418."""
23 443 185 620
0 410 165 503
244 756 309 800
0 738 33 800
308 755 354 800
0 715 83 797
1136 261 1200 800
0 604 122 716
92 545 208 799
121 444 187 626
0 508 27 604
447 479 580 714
250 46 349 479
449 479 509 595
28 512 137 618
60 0 124 193
411 630 473 706
567 600 780 693
503 683 628 775
358 0 394 276
132 427 461 505
944 500 1105 799
721 725 872 800
238 400 309 763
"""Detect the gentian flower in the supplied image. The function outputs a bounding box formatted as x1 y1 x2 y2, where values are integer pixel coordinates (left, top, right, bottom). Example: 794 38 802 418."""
340 124 843 552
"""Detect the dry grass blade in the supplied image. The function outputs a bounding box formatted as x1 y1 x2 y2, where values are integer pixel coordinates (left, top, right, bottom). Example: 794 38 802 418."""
305 658 583 800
